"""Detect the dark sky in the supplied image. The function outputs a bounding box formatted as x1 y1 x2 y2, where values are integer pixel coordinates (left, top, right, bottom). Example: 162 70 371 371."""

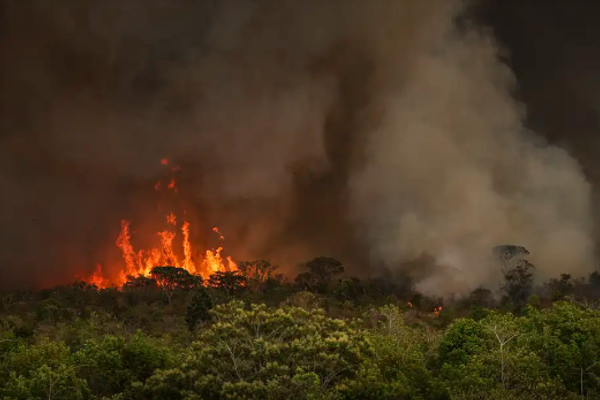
482 1 600 184
0 0 599 290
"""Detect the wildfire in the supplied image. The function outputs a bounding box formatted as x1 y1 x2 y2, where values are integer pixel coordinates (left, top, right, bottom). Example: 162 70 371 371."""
86 158 238 289
168 178 177 192
166 213 177 225
88 264 109 288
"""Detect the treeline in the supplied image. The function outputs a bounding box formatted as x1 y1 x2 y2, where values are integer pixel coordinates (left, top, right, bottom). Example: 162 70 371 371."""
1 253 600 399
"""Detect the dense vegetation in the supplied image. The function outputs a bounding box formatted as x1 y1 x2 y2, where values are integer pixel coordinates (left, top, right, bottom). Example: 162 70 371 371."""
2 251 600 400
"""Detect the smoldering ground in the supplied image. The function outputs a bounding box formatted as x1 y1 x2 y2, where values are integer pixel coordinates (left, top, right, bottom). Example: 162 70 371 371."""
0 0 595 295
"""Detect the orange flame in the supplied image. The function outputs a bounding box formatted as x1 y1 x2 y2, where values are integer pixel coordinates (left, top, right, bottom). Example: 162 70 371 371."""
88 264 108 288
213 226 225 240
166 213 177 225
89 218 237 288
86 158 237 288
182 221 195 273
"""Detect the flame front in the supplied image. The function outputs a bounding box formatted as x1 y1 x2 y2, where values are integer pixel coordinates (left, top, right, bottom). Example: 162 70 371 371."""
87 159 237 288
91 216 237 288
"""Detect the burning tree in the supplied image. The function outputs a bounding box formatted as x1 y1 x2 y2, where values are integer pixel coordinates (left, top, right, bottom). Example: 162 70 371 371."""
85 158 239 289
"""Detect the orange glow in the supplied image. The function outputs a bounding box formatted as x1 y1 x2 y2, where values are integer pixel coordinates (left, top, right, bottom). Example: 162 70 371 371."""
168 179 177 192
166 213 177 225
182 221 195 273
212 226 225 240
85 158 237 289
407 302 413 308
88 216 238 288
88 264 108 288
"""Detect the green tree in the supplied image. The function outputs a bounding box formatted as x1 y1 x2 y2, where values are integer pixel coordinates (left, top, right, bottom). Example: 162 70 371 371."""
524 301 600 398
0 340 89 400
185 288 213 331
145 301 371 400
439 312 571 400
346 305 438 399
73 333 170 399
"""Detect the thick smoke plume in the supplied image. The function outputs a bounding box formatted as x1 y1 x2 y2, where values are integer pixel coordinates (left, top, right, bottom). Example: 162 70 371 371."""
0 0 595 294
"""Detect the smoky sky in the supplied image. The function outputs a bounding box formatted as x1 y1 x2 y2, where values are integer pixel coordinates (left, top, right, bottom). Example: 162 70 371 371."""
0 0 598 294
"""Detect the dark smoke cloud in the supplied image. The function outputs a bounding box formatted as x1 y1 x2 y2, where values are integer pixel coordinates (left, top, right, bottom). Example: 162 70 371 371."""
0 0 596 294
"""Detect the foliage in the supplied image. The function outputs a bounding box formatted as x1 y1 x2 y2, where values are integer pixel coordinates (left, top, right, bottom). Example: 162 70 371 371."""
295 257 344 293
144 301 371 399
185 288 213 331
73 332 170 399
1 254 600 399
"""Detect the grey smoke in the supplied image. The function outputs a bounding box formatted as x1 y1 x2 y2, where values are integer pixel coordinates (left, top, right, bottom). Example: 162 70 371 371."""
0 0 595 294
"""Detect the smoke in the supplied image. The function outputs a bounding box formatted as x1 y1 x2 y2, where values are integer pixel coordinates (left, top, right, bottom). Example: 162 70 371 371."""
0 0 595 294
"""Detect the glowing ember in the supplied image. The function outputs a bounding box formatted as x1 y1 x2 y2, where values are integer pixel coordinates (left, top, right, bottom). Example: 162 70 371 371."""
166 213 177 225
213 226 225 240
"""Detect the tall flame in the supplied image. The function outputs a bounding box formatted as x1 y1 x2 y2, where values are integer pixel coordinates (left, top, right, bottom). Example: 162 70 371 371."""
86 158 237 288
90 216 237 288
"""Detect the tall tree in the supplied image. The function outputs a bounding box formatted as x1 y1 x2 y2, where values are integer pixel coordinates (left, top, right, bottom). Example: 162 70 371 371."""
295 257 344 293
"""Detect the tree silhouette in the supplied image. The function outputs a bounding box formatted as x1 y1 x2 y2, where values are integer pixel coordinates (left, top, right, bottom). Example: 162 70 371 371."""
295 256 344 293
208 270 247 297
150 266 202 304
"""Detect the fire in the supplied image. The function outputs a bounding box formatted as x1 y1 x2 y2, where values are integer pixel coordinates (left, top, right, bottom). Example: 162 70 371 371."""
86 158 238 289
166 213 177 225
213 226 225 240
88 264 109 288
89 215 238 288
